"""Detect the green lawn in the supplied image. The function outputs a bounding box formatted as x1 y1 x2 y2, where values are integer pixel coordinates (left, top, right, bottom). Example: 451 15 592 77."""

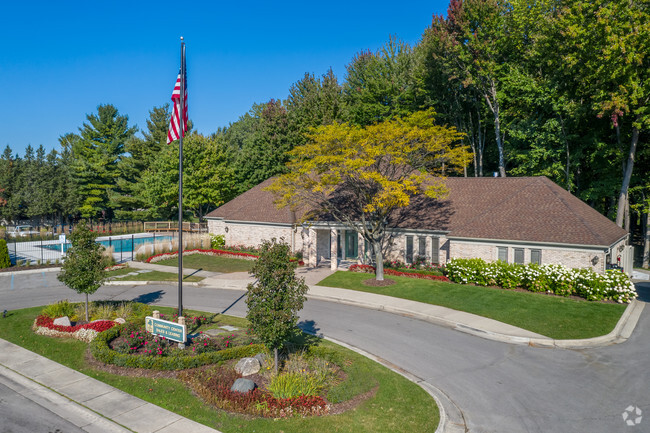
0 305 438 433
106 267 203 282
318 271 627 340
155 254 255 273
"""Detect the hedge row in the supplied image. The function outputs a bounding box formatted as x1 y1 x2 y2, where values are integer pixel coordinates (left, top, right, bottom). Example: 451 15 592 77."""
446 258 637 303
90 325 265 370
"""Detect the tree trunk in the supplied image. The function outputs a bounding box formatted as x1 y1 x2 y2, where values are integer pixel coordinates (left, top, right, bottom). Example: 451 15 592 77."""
642 209 650 269
85 293 89 322
616 125 639 228
274 347 279 375
484 81 506 177
373 240 384 281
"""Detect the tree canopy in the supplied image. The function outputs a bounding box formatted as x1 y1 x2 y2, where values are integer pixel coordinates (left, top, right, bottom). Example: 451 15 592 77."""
269 109 471 280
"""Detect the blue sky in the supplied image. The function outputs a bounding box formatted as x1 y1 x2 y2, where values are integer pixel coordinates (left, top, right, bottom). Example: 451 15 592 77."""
2 1 448 155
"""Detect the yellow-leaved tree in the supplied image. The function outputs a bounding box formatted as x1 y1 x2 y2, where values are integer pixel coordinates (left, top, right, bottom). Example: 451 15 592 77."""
268 109 471 281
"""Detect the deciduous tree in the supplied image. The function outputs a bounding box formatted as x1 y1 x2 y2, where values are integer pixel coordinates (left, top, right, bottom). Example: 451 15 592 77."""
246 238 308 373
57 222 109 321
269 109 471 280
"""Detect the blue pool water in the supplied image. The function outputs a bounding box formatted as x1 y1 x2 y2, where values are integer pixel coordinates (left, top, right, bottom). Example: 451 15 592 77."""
43 235 173 253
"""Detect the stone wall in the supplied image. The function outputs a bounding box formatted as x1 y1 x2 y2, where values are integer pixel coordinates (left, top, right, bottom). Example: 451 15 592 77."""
448 238 608 272
206 219 304 253
207 218 622 273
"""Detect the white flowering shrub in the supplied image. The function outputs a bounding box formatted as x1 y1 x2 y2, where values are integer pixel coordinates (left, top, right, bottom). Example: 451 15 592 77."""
446 259 637 303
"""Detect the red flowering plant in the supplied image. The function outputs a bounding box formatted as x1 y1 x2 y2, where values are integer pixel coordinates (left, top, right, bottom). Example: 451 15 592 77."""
181 365 330 418
349 264 450 282
145 249 259 264
33 315 117 342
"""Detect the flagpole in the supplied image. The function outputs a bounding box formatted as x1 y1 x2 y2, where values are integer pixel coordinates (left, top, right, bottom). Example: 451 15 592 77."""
178 37 185 318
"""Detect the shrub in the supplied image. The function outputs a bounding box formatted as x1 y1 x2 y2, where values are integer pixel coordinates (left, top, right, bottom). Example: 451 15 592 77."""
446 259 638 303
268 371 322 399
0 239 11 269
90 324 264 370
209 233 226 249
41 300 78 319
181 364 330 418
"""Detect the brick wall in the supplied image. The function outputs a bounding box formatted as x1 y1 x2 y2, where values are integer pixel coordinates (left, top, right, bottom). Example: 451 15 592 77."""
208 218 617 273
206 219 304 253
448 238 608 272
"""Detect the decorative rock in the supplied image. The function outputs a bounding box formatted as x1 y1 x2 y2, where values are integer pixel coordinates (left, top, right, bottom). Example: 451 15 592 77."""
114 318 126 324
231 378 256 393
254 353 268 365
53 316 71 327
235 357 261 376
219 325 239 331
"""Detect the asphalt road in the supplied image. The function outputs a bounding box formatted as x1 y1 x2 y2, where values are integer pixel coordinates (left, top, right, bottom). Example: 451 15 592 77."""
0 271 648 433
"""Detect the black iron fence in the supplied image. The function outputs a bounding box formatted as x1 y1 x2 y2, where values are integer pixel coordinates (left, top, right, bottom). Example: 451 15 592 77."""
3 231 183 266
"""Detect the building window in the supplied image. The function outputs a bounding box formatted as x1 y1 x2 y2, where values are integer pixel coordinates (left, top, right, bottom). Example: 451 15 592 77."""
530 249 541 265
498 247 508 263
418 237 426 260
514 248 524 264
431 237 440 264
405 236 414 263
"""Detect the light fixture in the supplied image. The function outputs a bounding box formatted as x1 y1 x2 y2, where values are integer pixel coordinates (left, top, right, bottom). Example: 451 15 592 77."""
591 256 599 266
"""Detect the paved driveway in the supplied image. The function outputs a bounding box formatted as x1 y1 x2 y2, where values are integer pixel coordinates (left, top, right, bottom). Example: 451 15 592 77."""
0 272 648 432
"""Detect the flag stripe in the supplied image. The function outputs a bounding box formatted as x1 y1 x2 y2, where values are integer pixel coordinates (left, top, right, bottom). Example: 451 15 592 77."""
167 67 188 144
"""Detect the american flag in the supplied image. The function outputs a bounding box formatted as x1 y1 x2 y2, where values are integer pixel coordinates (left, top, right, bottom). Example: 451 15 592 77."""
167 67 188 144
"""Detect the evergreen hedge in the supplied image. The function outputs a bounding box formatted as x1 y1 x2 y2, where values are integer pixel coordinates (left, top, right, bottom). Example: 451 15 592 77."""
0 239 10 268
90 325 264 370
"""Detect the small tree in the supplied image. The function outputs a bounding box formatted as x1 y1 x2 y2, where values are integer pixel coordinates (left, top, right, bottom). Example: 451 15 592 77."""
0 239 10 268
57 221 108 321
246 238 308 373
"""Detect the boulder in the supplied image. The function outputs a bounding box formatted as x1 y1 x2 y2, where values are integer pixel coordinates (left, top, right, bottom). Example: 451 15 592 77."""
254 353 269 366
53 316 71 327
114 318 126 324
235 357 261 376
231 378 256 393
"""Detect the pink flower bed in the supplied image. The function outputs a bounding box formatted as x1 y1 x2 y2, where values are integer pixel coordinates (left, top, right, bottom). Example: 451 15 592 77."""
349 264 450 282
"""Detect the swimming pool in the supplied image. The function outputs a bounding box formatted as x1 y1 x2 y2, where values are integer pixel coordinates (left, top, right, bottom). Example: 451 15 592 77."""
43 235 173 253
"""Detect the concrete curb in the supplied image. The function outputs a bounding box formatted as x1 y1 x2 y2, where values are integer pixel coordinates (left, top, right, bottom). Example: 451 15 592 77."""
1 267 61 276
306 290 645 349
532 299 646 349
104 280 202 287
315 334 467 433
197 282 646 349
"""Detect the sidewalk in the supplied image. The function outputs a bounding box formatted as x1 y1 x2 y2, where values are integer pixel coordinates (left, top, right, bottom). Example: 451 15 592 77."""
0 338 221 433
127 261 647 349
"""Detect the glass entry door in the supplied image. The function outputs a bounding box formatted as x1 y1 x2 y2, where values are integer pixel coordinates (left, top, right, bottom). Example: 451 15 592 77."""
337 230 358 259
345 230 358 259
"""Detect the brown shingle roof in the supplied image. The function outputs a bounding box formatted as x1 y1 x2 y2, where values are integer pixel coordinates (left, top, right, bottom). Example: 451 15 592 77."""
206 178 306 224
206 176 627 247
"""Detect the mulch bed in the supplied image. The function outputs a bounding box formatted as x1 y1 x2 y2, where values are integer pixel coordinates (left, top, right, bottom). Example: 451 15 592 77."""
84 349 377 415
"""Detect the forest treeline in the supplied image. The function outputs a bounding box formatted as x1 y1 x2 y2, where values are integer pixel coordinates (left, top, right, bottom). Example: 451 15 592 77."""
0 0 648 255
